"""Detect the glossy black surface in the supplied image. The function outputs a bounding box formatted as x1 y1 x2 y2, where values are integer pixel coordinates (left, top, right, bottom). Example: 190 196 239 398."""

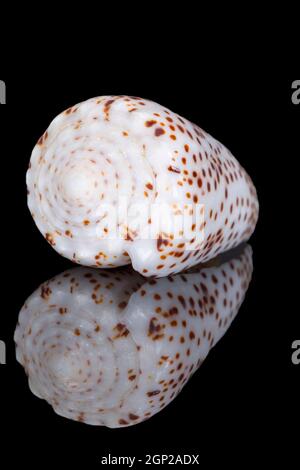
0 74 298 465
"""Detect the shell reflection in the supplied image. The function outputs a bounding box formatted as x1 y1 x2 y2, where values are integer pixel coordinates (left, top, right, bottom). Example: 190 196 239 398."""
15 244 253 428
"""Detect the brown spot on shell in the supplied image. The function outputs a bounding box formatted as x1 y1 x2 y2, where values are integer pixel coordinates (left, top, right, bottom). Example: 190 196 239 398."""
168 165 181 174
145 120 157 127
129 374 136 381
148 317 164 340
147 390 160 397
41 285 52 300
157 235 168 251
155 128 165 137
119 419 129 425
104 99 115 120
118 301 127 309
45 233 55 246
113 323 129 338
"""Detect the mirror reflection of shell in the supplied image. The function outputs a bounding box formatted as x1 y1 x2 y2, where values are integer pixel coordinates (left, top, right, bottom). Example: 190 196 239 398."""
27 96 258 277
15 244 253 428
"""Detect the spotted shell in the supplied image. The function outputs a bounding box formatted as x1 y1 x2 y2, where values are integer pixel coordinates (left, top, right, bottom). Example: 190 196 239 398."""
27 95 258 277
15 244 253 428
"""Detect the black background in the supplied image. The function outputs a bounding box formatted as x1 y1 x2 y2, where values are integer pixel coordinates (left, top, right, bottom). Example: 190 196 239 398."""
0 72 298 466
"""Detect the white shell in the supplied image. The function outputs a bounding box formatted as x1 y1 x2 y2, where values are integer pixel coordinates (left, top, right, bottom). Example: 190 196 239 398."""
15 244 253 427
27 96 258 277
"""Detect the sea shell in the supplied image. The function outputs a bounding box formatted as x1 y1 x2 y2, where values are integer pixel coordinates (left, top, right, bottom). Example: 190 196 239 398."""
27 96 258 277
15 244 253 428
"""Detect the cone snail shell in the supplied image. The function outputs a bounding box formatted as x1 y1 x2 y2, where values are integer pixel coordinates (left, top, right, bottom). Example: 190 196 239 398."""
26 96 258 277
15 244 253 428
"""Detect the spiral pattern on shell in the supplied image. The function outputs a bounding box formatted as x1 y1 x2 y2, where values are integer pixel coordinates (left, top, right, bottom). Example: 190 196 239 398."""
15 244 253 427
27 96 258 277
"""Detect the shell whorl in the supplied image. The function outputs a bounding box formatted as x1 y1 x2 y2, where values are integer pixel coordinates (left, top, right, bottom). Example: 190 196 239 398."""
15 244 253 427
27 96 258 277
